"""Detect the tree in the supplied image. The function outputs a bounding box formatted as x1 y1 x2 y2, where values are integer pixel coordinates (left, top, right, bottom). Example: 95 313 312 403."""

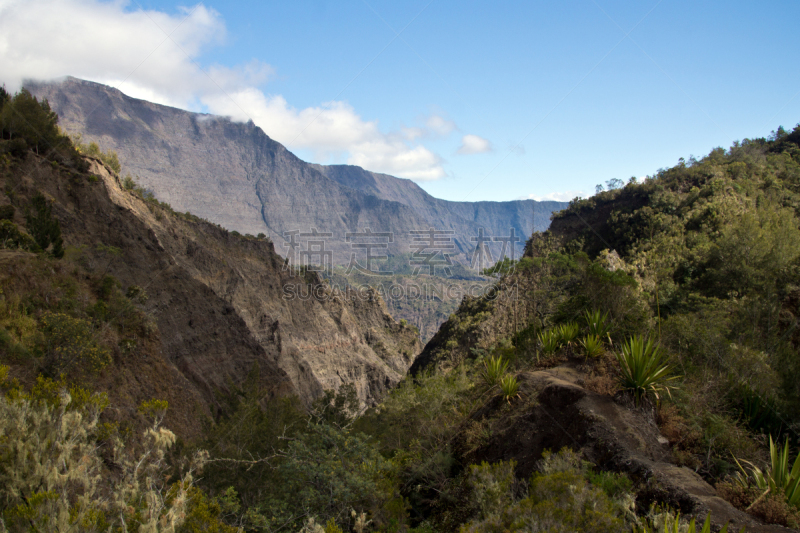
25 193 64 258
0 89 61 154
0 85 9 112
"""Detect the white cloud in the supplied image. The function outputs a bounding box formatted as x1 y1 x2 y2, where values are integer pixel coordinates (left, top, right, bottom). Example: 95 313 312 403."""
0 0 447 181
426 115 456 136
457 134 492 155
521 190 586 202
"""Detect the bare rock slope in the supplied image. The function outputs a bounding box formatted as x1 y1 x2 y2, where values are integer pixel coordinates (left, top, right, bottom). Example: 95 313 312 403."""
28 77 567 263
3 152 420 435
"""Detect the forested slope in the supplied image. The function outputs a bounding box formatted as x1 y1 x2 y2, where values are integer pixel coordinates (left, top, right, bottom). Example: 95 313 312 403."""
401 124 800 531
3 82 799 532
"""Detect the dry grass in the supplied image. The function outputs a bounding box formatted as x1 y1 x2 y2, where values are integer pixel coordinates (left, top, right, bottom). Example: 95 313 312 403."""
656 403 703 469
716 481 800 528
657 404 697 446
583 374 618 396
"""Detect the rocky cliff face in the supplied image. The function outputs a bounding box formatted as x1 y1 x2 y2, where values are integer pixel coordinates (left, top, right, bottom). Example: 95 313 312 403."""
27 77 567 266
2 151 420 436
312 164 565 256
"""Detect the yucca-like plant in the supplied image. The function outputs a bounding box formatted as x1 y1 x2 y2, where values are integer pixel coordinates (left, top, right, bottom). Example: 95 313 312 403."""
537 329 561 356
555 322 580 345
583 309 612 340
733 435 800 509
580 334 604 359
615 335 678 405
635 513 732 533
500 374 520 404
481 355 509 387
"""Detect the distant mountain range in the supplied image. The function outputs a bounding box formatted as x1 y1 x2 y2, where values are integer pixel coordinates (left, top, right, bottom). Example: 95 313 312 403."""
28 77 567 267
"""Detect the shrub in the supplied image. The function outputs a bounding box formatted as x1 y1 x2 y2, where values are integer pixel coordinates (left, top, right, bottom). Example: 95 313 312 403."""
460 449 632 533
0 204 13 221
178 487 240 533
731 384 785 438
615 335 678 405
0 219 38 252
277 423 396 529
0 372 206 533
123 175 136 190
586 469 633 499
717 481 800 528
464 460 516 520
75 139 121 174
40 312 112 375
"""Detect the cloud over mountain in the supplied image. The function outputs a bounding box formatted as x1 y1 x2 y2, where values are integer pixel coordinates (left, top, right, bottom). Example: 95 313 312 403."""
0 0 454 181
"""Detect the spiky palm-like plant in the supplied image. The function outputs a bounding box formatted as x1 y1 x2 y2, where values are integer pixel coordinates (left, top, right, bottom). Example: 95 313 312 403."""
734 435 800 509
580 334 604 359
481 355 509 387
615 335 677 405
538 329 561 357
555 322 580 345
635 513 732 533
500 375 520 404
583 309 612 341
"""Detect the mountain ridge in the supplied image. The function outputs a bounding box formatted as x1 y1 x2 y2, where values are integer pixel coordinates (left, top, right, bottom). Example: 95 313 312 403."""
27 77 567 266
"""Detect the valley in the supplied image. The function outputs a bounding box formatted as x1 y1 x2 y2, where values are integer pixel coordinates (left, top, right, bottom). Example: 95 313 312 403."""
1 83 799 532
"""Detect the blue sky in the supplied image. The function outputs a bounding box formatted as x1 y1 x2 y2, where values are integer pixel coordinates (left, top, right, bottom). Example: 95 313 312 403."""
2 0 799 202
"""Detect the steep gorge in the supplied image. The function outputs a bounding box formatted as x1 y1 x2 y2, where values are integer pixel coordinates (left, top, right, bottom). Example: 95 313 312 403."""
1 149 420 437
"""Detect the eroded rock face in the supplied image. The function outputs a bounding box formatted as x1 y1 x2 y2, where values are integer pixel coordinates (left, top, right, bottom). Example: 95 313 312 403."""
27 77 567 263
5 153 420 436
461 365 793 532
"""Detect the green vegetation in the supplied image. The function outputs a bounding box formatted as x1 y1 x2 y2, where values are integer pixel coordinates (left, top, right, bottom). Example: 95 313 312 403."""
0 89 60 154
460 450 633 533
479 355 508 387
25 192 64 258
3 86 800 531
498 374 519 404
583 308 612 340
579 333 604 358
554 322 579 345
635 514 731 533
733 435 800 509
0 192 65 258
72 134 121 174
0 370 208 533
400 122 800 529
0 89 86 169
0 219 38 251
615 335 677 405
537 328 561 356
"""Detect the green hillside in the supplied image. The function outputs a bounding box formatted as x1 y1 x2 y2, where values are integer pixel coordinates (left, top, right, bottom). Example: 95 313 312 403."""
2 85 800 532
